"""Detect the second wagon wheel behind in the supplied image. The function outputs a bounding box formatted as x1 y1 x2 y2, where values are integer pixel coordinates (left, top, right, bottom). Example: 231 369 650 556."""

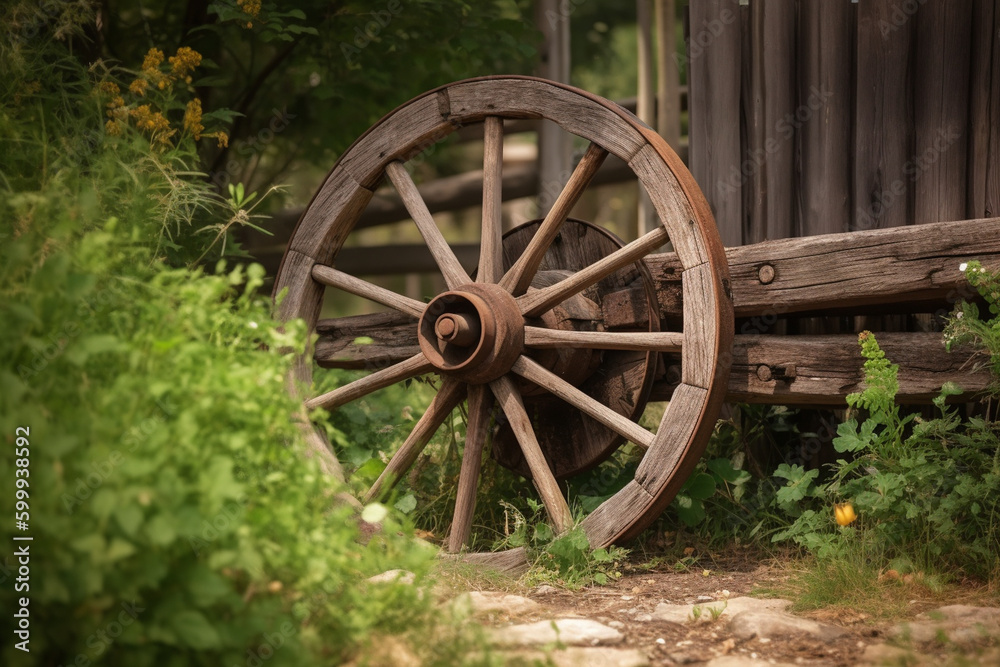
273 76 734 553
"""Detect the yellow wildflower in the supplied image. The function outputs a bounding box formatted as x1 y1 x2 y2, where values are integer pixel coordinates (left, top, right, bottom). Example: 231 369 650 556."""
237 0 261 18
141 48 164 72
169 46 202 79
129 78 148 96
834 502 857 526
105 119 125 136
184 98 205 139
210 131 229 148
130 104 169 133
98 81 120 96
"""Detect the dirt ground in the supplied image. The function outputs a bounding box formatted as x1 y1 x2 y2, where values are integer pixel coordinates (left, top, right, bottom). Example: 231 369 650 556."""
449 551 1000 666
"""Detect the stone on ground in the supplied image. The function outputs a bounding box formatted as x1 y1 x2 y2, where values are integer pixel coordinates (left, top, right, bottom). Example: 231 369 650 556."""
490 618 625 648
504 647 648 667
704 656 797 667
888 605 1000 646
728 608 844 642
452 591 540 616
365 569 416 585
651 597 791 624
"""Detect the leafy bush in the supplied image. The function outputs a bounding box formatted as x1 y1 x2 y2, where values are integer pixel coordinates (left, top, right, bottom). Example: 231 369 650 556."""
773 331 1000 580
0 13 490 666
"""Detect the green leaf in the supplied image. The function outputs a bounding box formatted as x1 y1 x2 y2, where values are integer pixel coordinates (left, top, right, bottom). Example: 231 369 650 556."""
170 610 221 650
115 504 144 537
394 493 416 514
683 472 717 500
361 503 388 524
674 494 706 527
707 458 750 484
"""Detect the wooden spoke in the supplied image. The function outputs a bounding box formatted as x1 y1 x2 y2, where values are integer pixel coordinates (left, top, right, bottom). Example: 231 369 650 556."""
365 380 466 502
510 356 654 449
489 376 573 534
448 384 493 552
311 265 426 318
524 326 683 352
479 116 504 284
517 226 669 317
499 143 609 295
386 160 473 289
304 353 433 411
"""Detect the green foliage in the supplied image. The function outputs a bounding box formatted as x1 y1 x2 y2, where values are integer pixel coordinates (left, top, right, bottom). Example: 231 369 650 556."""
0 15 493 665
772 332 1000 580
498 500 628 589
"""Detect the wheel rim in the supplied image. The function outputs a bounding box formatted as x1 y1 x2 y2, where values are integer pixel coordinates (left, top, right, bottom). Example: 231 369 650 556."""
274 76 734 552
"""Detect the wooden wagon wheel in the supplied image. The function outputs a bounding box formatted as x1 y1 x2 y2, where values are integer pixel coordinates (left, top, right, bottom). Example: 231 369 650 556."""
273 76 733 552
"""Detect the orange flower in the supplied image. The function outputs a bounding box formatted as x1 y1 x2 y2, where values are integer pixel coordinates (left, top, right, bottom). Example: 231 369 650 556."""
834 502 857 526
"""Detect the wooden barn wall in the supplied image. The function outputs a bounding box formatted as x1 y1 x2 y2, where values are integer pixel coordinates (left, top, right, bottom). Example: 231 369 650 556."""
687 0 1000 246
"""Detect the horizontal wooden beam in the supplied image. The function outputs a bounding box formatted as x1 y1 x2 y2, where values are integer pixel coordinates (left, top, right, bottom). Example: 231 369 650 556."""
646 216 1000 319
650 332 990 406
315 317 988 405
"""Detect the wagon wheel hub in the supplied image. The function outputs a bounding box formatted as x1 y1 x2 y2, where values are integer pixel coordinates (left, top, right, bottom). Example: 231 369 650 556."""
417 283 524 384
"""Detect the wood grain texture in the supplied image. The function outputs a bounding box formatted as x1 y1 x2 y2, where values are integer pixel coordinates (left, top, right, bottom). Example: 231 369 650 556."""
286 168 373 262
518 227 670 317
687 0 743 246
681 262 718 389
448 384 492 552
635 383 707 491
629 143 706 269
581 480 654 548
501 143 609 294
510 355 655 449
523 327 683 352
744 0 796 243
443 547 529 575
913 0 972 224
646 217 1000 319
311 264 426 318
305 353 433 411
386 161 473 289
337 91 455 189
986 4 1000 218
479 116 505 284
314 311 418 370
446 78 647 162
489 375 573 534
650 333 990 406
796 0 853 237
966 0 995 219
365 380 465 502
853 0 913 231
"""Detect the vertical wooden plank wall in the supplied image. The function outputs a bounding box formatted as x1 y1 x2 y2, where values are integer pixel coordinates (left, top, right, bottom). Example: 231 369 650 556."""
687 0 743 247
744 0 796 243
912 1 971 224
686 0 994 243
795 0 853 237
